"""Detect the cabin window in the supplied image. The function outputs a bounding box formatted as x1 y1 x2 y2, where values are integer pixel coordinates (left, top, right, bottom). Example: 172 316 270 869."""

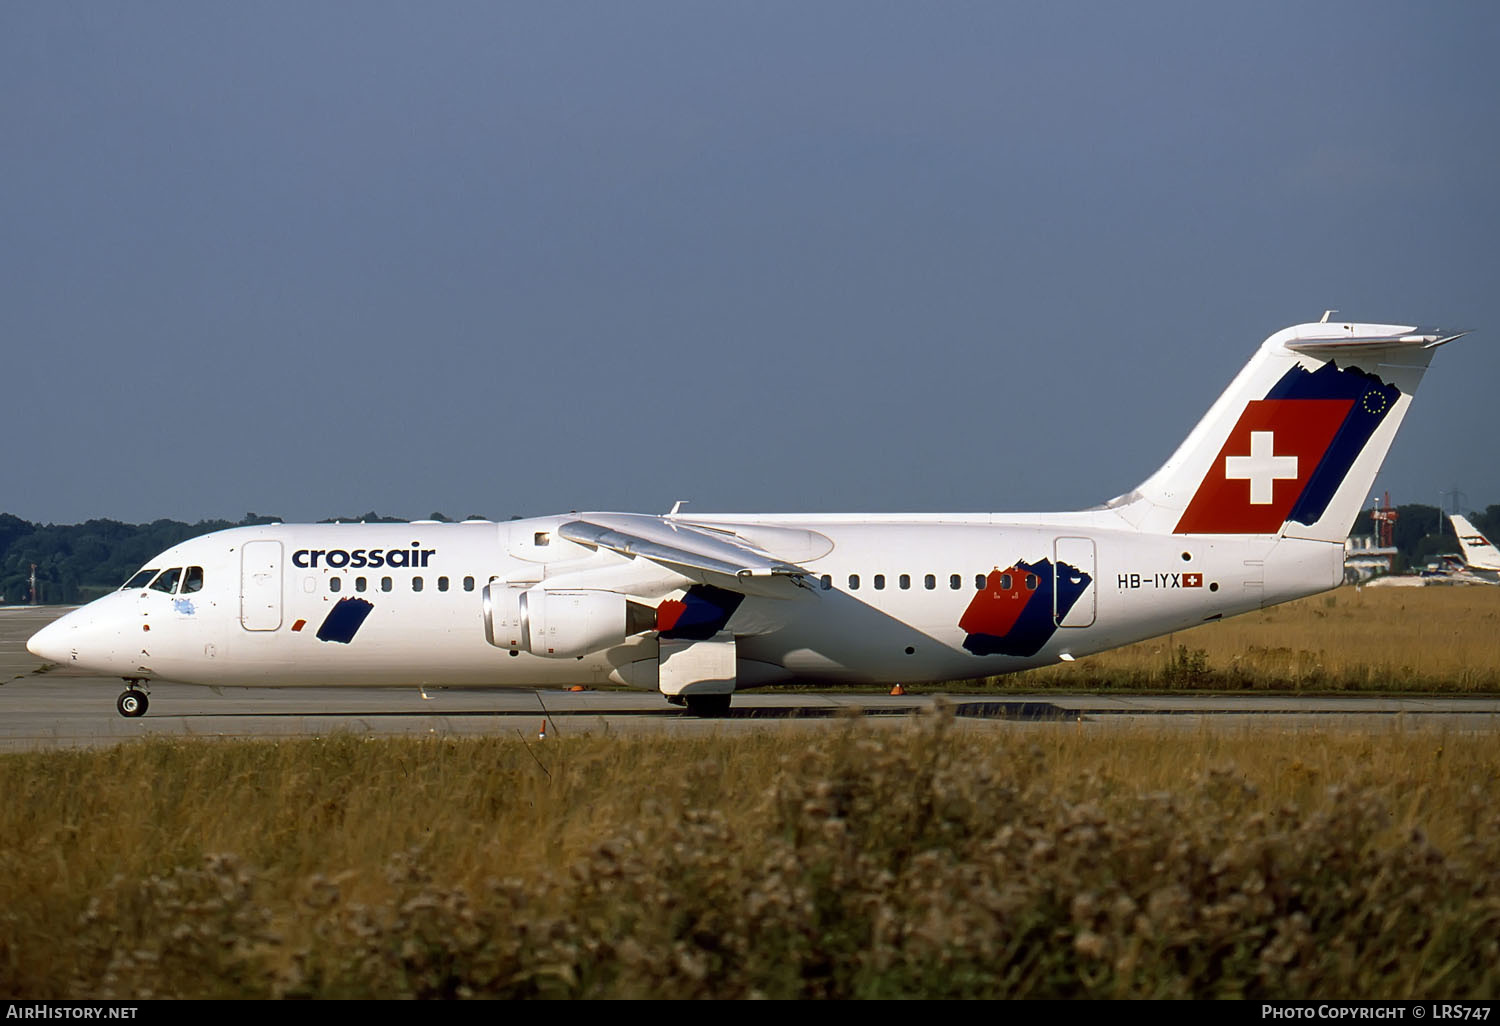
848 574 860 590
412 576 423 592
181 567 204 593
874 574 886 590
820 574 832 590
950 574 961 590
1000 573 1012 590
381 577 393 592
534 532 550 546
925 574 936 590
899 574 911 590
329 577 341 593
438 576 450 592
150 568 183 594
1025 573 1038 590
976 574 986 590
123 568 159 590
463 576 475 591
356 577 367 593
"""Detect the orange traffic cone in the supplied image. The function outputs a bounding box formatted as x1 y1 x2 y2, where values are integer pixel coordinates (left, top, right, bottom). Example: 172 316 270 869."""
890 684 905 696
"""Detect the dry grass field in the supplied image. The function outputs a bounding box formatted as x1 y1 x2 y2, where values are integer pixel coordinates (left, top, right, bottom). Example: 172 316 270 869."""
3 582 1498 999
1004 584 1500 692
2 717 1498 999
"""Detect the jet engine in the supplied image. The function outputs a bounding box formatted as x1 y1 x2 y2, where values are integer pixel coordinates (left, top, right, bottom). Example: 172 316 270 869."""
482 584 657 658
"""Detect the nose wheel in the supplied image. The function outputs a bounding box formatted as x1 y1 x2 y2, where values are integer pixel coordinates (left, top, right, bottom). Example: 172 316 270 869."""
116 688 149 718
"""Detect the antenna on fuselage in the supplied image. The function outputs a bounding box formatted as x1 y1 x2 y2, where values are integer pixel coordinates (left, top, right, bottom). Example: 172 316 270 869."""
667 500 689 518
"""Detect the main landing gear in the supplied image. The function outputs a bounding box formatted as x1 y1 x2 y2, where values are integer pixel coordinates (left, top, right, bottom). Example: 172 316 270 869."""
683 694 732 718
116 683 149 718
664 693 733 717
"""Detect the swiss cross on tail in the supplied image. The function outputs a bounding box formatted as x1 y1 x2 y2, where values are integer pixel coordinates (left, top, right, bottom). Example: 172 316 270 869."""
1174 400 1350 532
1175 361 1401 534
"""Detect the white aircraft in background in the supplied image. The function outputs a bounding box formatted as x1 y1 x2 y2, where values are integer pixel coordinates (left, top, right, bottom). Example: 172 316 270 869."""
1448 514 1500 583
28 316 1465 717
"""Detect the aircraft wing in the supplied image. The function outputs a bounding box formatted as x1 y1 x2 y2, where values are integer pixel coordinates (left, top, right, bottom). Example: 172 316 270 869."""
559 513 818 598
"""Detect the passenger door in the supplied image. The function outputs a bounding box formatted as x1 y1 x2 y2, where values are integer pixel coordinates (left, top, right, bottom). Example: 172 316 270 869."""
240 540 283 631
1054 537 1096 628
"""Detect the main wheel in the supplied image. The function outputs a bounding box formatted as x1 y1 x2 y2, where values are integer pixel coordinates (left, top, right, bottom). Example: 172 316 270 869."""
684 694 731 718
116 689 148 718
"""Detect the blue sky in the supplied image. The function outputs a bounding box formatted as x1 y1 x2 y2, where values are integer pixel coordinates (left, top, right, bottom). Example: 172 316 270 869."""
4 2 1497 524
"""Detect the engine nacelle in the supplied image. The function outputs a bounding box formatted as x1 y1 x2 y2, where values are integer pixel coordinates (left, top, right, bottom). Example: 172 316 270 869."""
483 584 655 658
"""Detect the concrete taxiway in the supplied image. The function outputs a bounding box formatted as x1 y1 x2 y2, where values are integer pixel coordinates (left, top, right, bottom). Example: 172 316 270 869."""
4 606 1500 750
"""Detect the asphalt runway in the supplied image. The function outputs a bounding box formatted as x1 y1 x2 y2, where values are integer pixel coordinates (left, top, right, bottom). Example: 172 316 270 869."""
4 606 1500 750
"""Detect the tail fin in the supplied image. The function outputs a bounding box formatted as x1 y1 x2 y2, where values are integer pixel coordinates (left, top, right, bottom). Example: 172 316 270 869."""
1450 514 1500 572
1109 319 1464 543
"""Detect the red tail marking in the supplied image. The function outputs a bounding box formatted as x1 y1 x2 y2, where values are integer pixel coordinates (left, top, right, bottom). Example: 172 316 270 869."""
1175 399 1352 534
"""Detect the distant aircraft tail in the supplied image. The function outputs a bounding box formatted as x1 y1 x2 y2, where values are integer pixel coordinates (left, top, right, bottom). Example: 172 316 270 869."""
1450 514 1500 572
1109 318 1464 543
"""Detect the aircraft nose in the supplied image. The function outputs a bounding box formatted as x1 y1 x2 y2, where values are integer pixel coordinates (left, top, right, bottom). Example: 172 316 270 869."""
28 613 78 665
28 603 124 672
27 598 138 677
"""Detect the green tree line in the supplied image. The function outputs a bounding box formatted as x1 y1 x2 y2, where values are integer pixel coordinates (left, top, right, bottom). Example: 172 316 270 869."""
1352 504 1500 573
1 505 1493 605
0 511 477 605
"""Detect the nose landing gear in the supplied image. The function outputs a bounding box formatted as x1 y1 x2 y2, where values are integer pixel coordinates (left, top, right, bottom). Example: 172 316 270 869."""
116 683 149 718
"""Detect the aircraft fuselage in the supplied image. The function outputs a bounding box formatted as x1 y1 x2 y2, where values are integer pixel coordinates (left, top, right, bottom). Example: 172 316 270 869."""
24 317 1458 716
29 513 1342 692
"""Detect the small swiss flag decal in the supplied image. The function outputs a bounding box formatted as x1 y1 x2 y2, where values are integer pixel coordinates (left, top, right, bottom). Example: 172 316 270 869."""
1175 399 1353 534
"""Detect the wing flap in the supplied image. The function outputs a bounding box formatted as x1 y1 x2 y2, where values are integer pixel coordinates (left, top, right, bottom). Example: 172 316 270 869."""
559 514 818 598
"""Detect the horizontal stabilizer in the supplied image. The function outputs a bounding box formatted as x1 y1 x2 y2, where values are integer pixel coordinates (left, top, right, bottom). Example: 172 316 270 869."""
1285 328 1468 354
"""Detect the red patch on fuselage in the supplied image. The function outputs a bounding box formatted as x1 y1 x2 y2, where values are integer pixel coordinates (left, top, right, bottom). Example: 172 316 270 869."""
958 568 1040 640
656 599 687 633
292 619 307 632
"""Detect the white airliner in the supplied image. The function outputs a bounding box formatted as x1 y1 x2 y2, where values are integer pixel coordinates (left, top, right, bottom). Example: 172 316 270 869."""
28 317 1465 717
1448 514 1500 582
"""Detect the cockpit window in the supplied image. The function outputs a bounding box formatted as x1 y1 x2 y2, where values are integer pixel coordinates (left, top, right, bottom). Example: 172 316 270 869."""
149 568 184 594
181 567 204 593
123 569 159 590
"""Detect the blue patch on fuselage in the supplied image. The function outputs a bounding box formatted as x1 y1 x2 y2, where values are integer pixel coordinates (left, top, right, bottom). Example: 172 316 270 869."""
1264 361 1399 526
659 585 744 641
172 598 195 615
316 597 375 644
962 558 1091 658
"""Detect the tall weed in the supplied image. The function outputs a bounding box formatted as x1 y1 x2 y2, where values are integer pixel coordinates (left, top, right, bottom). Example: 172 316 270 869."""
3 718 1497 998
